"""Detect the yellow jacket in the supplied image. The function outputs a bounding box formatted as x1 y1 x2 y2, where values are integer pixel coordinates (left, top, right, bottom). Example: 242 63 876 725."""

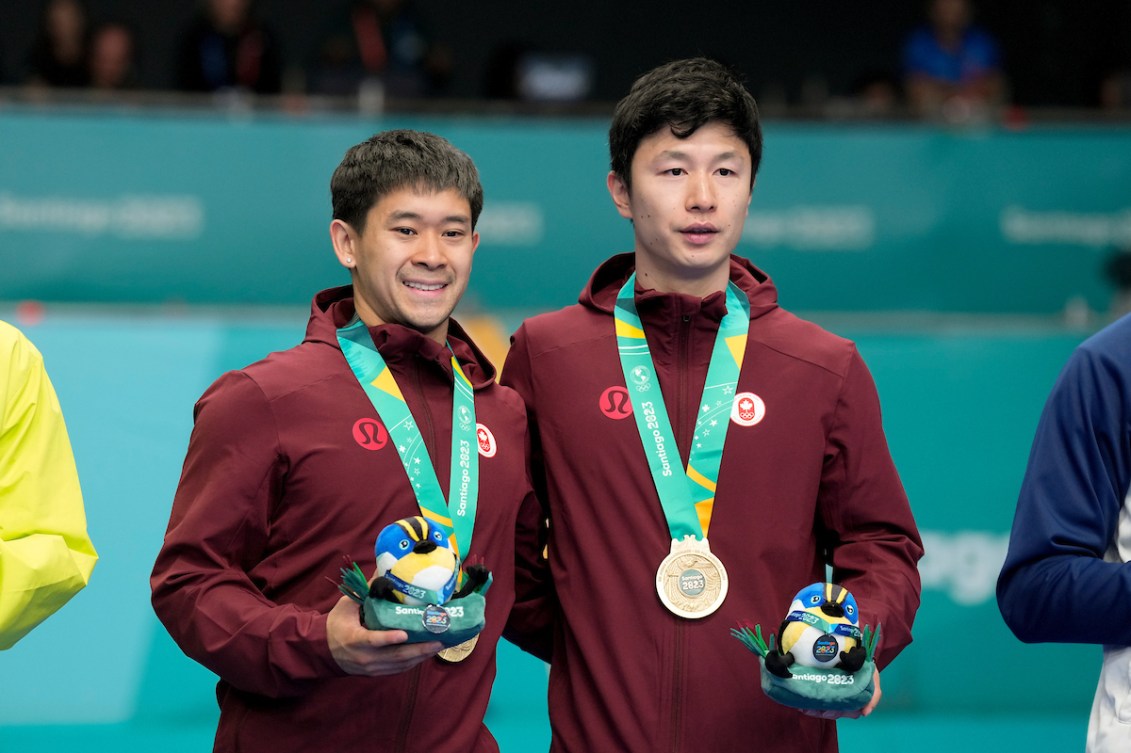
0 321 97 649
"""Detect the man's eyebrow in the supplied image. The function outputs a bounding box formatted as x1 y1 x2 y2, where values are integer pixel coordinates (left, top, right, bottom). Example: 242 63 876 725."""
654 149 743 162
386 210 470 224
387 210 423 222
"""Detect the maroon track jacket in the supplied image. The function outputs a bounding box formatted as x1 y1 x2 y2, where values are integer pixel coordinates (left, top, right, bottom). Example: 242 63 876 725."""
502 254 923 752
151 286 537 753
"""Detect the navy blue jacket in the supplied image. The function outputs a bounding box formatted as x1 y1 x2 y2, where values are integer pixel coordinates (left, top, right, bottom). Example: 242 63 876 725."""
998 313 1131 645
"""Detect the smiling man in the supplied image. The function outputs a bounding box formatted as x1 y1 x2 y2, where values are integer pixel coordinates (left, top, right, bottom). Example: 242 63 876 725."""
151 130 539 753
501 58 924 752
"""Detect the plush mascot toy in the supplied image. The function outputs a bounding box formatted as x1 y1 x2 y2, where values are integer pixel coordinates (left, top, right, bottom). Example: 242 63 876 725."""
339 516 491 649
371 515 459 606
731 582 880 711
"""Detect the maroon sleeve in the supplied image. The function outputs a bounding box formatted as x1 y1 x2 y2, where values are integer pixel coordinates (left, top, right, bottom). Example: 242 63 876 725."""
499 325 556 662
150 371 346 697
504 486 555 663
819 348 923 670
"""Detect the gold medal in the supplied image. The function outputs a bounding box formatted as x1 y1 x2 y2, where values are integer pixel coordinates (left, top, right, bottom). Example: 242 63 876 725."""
655 536 728 619
437 634 478 663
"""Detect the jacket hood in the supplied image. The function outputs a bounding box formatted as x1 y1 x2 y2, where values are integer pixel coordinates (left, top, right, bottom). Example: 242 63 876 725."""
579 253 780 321
306 285 498 387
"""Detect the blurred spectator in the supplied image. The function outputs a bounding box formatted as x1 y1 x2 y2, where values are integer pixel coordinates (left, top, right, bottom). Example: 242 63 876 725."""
826 69 904 120
173 0 283 95
901 0 1005 119
309 0 451 100
88 20 140 91
1100 67 1131 110
852 70 901 115
25 0 91 88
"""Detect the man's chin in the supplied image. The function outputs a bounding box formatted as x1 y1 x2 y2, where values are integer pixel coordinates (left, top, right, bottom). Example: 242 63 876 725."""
405 315 452 342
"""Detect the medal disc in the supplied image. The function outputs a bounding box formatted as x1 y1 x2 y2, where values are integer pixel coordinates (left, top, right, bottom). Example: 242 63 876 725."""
421 604 451 634
655 537 728 618
437 634 478 663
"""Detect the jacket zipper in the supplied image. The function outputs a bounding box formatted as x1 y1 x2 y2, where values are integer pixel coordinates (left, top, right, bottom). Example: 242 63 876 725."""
414 354 442 492
394 665 422 752
396 357 432 753
671 620 685 753
670 312 693 753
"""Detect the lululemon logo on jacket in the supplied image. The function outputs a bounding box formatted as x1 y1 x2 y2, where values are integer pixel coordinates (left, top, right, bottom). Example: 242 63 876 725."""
731 392 766 427
476 423 497 457
599 386 633 420
352 417 389 451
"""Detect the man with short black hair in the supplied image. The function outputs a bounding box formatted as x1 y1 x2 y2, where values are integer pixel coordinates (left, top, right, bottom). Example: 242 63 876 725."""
152 129 538 752
503 58 923 752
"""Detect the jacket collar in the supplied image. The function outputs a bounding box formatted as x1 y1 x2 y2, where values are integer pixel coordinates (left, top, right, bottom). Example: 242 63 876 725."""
579 252 780 322
304 285 497 387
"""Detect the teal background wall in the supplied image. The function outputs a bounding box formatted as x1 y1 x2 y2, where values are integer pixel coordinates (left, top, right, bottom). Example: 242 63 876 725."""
2 110 1130 314
1 107 1126 749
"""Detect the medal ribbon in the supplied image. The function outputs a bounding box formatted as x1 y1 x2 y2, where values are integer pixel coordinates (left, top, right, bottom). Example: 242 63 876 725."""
614 273 750 539
337 320 479 563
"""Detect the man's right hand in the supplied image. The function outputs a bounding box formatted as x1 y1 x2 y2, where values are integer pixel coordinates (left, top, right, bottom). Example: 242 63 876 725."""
326 595 443 675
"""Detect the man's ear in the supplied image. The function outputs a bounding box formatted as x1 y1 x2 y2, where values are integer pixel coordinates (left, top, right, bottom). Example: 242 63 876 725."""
330 219 357 269
607 171 633 220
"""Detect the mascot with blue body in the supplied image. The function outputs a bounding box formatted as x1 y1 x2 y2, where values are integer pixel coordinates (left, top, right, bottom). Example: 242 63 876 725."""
339 515 491 660
732 582 880 711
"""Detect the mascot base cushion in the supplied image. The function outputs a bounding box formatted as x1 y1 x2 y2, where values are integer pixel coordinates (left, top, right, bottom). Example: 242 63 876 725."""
759 657 876 711
361 592 486 648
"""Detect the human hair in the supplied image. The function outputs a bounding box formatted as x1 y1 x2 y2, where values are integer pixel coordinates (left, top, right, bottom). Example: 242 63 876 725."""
609 57 762 190
330 129 484 233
